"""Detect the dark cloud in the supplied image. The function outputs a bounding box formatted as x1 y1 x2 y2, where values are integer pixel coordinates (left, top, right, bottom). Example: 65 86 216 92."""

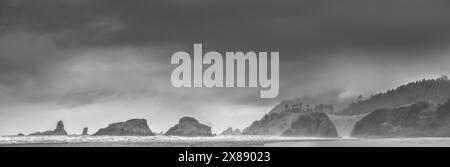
3 0 450 52
2 0 450 101
2 0 450 134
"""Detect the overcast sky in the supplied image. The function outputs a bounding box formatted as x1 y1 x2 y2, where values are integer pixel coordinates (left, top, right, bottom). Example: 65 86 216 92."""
2 0 450 135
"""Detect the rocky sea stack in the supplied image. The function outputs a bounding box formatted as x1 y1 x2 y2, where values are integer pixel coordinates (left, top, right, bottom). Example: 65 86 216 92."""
352 101 450 137
165 117 212 136
82 127 88 135
92 119 154 136
220 127 241 135
29 121 68 136
281 112 338 137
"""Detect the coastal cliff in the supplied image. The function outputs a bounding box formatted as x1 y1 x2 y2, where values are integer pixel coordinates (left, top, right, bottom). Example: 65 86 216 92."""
352 101 450 137
242 100 339 137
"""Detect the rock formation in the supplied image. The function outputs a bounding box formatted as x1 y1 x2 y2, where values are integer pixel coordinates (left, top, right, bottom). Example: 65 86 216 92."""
234 129 242 135
164 117 212 136
339 76 450 115
82 127 88 135
17 133 24 136
92 119 154 136
29 121 68 136
220 127 234 135
281 112 338 137
242 111 302 135
220 127 241 135
351 101 450 137
242 100 339 137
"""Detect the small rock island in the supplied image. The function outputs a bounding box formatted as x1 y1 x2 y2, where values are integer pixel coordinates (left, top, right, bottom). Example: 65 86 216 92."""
92 119 154 136
220 127 241 135
82 127 88 135
164 117 213 137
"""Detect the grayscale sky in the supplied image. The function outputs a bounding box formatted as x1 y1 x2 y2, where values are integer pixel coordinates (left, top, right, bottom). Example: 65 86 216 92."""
1 0 450 135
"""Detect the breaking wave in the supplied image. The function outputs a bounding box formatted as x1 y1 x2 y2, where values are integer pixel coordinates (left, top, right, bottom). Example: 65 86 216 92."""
0 135 341 145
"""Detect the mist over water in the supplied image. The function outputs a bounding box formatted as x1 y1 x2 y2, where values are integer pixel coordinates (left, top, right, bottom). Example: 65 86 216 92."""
329 114 367 137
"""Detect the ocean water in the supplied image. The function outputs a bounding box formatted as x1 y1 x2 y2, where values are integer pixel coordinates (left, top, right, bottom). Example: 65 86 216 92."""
2 135 450 147
0 135 335 146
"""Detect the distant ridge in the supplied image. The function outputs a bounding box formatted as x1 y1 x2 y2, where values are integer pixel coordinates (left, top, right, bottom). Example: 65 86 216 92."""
339 75 450 115
351 100 450 137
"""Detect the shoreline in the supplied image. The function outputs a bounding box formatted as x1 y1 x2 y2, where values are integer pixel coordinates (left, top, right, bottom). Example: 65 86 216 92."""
7 136 450 147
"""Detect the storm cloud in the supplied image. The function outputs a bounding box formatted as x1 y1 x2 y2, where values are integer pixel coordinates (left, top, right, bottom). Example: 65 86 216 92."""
1 0 450 134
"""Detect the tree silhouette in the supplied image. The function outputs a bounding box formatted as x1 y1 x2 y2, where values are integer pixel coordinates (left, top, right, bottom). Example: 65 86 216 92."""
340 75 450 115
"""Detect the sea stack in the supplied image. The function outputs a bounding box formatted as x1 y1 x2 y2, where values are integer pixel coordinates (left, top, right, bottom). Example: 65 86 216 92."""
281 112 338 137
82 127 88 135
164 117 213 137
220 127 241 135
29 120 68 136
92 119 154 136
234 129 242 135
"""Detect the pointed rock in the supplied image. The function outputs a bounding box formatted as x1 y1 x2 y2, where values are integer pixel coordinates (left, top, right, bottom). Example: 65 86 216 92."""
82 127 88 135
53 121 67 135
